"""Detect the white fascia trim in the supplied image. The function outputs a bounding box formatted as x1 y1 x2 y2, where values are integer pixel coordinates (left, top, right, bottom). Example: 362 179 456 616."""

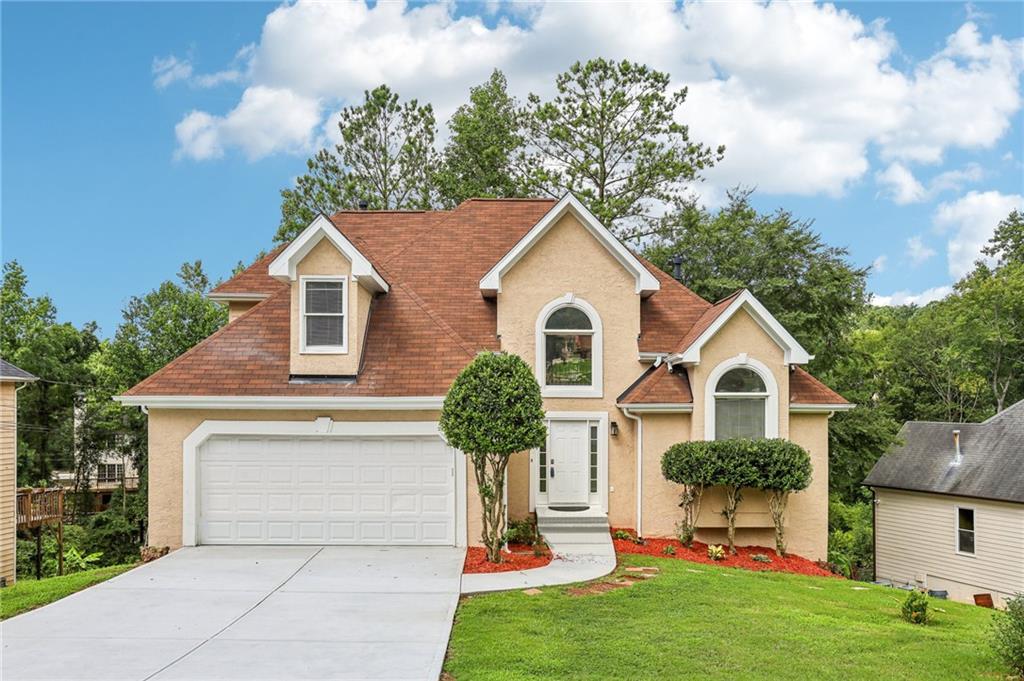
207 292 269 303
479 193 660 297
669 290 812 366
268 215 389 293
181 419 466 548
113 395 445 410
789 403 856 413
0 376 38 383
615 403 693 413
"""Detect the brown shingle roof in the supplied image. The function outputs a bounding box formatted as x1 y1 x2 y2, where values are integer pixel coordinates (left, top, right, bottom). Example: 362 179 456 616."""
127 199 845 403
617 363 693 405
790 366 848 405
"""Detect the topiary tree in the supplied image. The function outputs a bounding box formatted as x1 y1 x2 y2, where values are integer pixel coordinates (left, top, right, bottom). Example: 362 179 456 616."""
661 441 717 547
753 439 812 556
714 439 760 555
440 352 547 563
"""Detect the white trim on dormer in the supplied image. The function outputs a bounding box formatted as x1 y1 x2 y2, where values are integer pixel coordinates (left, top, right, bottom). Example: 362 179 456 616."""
268 214 389 293
479 193 660 297
668 290 812 366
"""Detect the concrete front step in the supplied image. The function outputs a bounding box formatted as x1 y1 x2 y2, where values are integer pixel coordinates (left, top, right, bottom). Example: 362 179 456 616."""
536 515 609 526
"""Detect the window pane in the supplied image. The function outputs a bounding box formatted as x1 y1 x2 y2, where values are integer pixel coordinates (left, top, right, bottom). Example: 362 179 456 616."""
539 443 547 493
715 398 766 439
305 281 344 314
589 424 598 493
306 315 344 347
716 367 766 393
545 334 593 385
545 307 592 330
957 508 974 532
958 529 975 554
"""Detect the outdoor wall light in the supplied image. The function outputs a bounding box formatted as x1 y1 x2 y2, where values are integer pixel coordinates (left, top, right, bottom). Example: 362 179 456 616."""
610 421 619 436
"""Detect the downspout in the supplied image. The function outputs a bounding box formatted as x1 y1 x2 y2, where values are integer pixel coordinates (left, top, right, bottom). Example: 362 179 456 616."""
871 488 877 582
621 407 642 537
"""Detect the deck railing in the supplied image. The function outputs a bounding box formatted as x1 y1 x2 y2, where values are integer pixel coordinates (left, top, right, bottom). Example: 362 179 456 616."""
16 487 64 530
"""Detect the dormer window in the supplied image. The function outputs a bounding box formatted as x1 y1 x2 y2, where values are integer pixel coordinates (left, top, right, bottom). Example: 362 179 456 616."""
535 295 603 398
705 358 779 440
301 276 347 353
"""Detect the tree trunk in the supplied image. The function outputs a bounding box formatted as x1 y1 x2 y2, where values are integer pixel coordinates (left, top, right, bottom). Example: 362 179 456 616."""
721 485 742 555
472 452 510 564
677 484 705 548
766 490 789 557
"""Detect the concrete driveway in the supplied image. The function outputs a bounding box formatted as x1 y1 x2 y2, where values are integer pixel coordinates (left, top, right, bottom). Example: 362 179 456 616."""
2 546 465 681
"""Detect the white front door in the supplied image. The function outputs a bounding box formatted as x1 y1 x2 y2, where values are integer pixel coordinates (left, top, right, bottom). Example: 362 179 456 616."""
547 420 590 506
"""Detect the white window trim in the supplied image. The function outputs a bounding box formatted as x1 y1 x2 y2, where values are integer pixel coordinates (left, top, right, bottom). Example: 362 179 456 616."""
955 505 976 557
528 411 609 514
704 355 779 441
181 419 466 548
535 294 603 398
300 275 348 354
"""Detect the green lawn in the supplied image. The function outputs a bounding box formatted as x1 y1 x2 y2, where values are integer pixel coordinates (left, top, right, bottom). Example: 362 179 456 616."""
1 564 136 620
445 554 1006 680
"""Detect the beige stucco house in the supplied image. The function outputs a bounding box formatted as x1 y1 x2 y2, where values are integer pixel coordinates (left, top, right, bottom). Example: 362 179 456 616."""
1 358 38 585
117 195 850 560
865 401 1024 607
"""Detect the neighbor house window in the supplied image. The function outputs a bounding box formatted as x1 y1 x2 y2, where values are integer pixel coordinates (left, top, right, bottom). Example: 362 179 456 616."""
96 463 124 483
301 277 347 352
543 306 593 386
957 507 975 554
713 367 768 440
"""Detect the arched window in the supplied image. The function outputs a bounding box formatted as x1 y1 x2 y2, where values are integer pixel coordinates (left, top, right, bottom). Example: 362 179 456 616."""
713 367 769 440
535 295 603 398
544 307 593 386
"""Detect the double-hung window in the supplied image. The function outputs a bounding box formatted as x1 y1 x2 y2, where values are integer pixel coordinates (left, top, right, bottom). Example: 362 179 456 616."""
956 507 975 555
301 277 347 353
713 367 768 440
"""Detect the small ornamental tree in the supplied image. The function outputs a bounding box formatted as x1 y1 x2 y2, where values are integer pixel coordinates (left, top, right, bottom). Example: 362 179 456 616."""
440 352 547 563
661 441 717 547
753 439 812 556
714 439 760 555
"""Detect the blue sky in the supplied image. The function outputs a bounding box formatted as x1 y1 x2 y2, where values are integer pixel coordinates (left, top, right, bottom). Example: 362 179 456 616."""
3 1 1022 337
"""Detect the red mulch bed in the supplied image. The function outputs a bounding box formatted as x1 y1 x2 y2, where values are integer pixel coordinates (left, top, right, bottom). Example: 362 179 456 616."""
611 529 837 578
463 544 553 574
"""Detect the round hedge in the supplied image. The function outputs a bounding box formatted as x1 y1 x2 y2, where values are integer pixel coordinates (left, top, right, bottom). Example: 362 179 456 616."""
440 351 547 456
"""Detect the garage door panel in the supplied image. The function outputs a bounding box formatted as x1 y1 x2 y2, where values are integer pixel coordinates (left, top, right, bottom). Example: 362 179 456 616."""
198 435 455 546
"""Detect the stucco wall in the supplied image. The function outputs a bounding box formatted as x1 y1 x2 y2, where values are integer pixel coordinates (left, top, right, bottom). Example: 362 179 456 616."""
147 409 445 548
875 488 1024 607
496 212 642 529
289 238 369 376
1 383 17 584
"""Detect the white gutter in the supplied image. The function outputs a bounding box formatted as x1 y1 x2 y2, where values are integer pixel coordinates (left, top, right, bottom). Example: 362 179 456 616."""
207 292 269 303
614 403 692 413
113 395 446 411
789 403 856 413
620 407 643 538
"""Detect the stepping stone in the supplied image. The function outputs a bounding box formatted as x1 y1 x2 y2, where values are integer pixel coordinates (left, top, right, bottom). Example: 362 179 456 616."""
626 566 657 573
851 586 869 591
639 573 658 579
613 580 635 586
807 586 823 590
522 588 543 596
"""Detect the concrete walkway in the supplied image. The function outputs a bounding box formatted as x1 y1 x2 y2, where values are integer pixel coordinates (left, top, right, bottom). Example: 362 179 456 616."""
2 546 465 681
461 531 616 594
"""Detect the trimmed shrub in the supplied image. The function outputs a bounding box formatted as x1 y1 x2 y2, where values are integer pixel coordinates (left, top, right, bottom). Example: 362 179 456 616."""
661 441 718 547
707 544 726 561
440 352 547 563
901 591 930 625
991 593 1024 677
752 439 812 556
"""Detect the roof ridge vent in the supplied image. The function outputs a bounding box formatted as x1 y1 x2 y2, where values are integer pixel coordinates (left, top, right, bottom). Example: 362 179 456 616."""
952 429 962 466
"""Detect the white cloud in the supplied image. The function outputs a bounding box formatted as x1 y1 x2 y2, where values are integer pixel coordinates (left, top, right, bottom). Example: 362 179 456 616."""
872 255 888 273
876 162 926 204
175 86 321 161
934 190 1024 278
165 1 1023 185
871 285 952 307
152 55 193 90
876 161 983 204
906 235 936 265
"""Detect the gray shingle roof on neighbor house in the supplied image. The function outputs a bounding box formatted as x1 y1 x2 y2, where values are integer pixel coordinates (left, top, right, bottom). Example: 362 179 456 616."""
864 400 1024 504
0 358 37 382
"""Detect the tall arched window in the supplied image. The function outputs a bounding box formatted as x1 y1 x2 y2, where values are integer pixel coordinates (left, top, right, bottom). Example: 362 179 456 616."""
713 367 769 439
535 295 603 398
544 307 593 386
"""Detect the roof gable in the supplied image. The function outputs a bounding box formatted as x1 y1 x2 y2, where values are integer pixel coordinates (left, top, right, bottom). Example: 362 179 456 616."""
479 194 660 297
268 215 389 293
668 289 812 365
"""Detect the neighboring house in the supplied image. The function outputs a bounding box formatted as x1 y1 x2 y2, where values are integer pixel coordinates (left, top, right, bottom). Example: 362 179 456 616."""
1 359 38 586
864 401 1024 607
116 195 850 559
53 454 139 512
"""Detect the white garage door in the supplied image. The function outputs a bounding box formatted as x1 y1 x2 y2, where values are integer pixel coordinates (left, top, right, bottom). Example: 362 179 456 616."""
198 435 456 545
